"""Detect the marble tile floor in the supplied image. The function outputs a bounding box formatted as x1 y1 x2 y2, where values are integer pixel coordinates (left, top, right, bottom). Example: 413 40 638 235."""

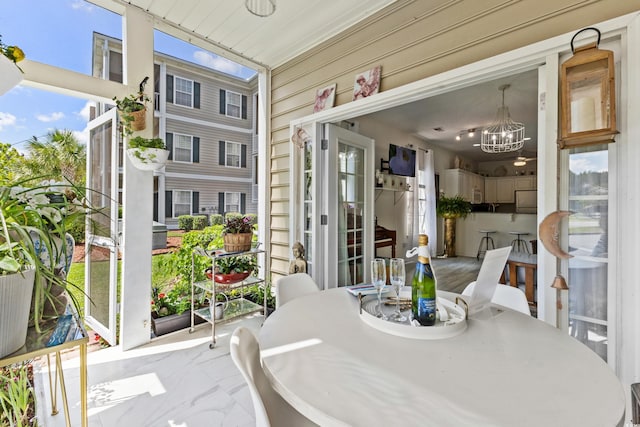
34 314 264 427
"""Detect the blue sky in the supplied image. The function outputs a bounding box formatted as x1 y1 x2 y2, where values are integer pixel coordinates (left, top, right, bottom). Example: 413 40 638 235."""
0 0 256 153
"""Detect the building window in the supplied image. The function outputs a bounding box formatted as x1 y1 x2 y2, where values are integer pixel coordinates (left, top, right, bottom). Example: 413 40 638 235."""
225 192 240 213
226 141 241 167
174 76 193 107
174 133 193 163
173 190 192 217
226 90 242 118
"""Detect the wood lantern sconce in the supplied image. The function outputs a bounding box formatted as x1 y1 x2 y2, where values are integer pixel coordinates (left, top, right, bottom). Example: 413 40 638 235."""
558 27 618 149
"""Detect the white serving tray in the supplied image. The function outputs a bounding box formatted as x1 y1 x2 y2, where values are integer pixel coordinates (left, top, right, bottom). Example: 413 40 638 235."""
358 290 467 340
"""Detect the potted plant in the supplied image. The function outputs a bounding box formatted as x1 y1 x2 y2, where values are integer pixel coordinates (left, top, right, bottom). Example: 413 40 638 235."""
0 35 25 96
113 90 150 136
150 283 207 336
436 194 472 257
222 214 256 252
0 180 86 357
206 254 258 285
126 136 169 171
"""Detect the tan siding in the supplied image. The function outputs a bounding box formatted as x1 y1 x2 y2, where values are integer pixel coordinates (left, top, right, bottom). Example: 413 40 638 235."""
267 0 640 276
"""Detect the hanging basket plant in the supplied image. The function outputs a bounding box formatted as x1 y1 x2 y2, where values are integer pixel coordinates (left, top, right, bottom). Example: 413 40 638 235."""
126 136 169 171
113 90 150 136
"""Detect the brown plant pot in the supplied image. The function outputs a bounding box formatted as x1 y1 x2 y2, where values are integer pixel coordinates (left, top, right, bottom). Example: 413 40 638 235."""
129 108 147 131
444 217 457 257
223 233 252 252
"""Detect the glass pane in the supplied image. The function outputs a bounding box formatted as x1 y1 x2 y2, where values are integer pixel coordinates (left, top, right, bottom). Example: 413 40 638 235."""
567 145 609 361
87 243 112 326
88 121 114 238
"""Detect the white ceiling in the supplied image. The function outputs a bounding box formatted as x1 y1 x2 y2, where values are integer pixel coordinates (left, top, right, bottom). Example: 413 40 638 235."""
360 69 539 163
101 0 397 69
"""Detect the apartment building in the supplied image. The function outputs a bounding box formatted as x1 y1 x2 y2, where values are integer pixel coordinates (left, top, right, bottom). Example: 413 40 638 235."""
92 32 258 229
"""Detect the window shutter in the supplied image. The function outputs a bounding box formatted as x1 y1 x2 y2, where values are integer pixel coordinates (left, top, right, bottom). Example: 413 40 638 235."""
166 74 174 103
192 192 199 214
240 193 246 214
241 95 247 119
193 137 200 163
165 191 173 218
166 133 173 161
218 192 225 216
219 89 226 114
194 82 200 109
219 141 226 166
241 144 247 168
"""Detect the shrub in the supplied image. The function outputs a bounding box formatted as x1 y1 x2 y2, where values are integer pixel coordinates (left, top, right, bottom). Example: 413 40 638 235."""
167 225 225 287
209 214 223 225
192 215 207 230
225 212 242 221
177 215 194 231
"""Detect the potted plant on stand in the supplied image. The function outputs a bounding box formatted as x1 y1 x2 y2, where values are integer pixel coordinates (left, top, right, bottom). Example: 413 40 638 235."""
126 136 170 171
436 194 472 258
207 254 258 285
222 214 256 252
0 181 85 357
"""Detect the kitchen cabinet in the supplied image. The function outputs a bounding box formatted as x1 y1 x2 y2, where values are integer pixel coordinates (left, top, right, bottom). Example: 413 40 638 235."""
485 177 516 203
442 169 484 203
515 176 536 190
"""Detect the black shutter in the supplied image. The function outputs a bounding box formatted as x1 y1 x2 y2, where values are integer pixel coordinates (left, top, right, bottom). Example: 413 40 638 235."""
241 95 247 119
194 82 200 109
166 133 173 161
241 144 247 168
166 74 174 103
240 193 246 214
193 137 200 163
218 192 225 216
219 141 226 166
192 192 199 214
219 89 226 114
165 191 173 218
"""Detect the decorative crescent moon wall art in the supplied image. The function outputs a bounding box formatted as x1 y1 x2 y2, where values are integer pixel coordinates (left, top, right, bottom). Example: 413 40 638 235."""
539 210 574 259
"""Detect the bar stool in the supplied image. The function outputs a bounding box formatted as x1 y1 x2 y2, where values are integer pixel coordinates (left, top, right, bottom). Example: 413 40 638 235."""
509 231 530 254
476 230 496 260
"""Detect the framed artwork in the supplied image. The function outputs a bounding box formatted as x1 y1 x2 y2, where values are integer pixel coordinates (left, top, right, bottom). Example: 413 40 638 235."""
352 66 381 101
313 83 337 113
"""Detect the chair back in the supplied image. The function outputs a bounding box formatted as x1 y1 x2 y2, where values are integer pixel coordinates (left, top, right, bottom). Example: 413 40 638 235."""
230 327 317 427
463 282 531 315
275 273 319 308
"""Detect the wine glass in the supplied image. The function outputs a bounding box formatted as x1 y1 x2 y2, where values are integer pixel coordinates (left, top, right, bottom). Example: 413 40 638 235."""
388 258 407 322
371 258 387 320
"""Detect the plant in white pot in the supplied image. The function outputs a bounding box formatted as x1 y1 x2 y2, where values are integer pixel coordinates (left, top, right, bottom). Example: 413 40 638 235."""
0 180 86 357
126 136 170 171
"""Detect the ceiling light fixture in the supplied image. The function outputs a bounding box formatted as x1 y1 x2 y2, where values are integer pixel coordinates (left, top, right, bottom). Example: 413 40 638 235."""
481 84 525 153
513 159 527 167
245 0 276 17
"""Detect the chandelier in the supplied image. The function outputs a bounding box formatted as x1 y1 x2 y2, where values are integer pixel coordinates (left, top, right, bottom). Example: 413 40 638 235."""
245 0 276 17
481 84 525 153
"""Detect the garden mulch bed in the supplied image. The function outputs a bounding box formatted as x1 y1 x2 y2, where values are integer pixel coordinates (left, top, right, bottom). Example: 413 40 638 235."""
72 233 183 263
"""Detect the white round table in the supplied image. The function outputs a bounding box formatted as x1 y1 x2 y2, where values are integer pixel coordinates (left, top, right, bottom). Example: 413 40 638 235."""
259 288 625 427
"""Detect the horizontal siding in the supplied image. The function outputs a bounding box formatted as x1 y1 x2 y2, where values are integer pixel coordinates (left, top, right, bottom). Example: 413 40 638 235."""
268 0 640 276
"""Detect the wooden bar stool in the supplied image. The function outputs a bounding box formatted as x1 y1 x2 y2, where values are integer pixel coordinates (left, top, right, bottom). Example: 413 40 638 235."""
476 230 496 260
509 231 530 254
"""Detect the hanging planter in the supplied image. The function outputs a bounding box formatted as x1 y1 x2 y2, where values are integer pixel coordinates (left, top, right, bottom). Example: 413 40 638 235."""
113 87 150 136
126 136 169 171
0 268 35 358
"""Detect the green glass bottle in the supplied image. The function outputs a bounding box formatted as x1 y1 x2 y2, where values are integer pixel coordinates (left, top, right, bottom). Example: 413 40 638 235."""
411 234 436 326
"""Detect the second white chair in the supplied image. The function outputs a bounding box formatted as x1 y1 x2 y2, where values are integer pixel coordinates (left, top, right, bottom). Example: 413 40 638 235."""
462 281 531 315
230 327 317 427
275 273 319 308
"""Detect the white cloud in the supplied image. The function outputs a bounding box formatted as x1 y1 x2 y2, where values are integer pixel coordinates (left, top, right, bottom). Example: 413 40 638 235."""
0 112 18 131
73 128 89 147
193 51 242 75
70 0 94 12
36 112 65 123
570 155 607 174
77 101 95 122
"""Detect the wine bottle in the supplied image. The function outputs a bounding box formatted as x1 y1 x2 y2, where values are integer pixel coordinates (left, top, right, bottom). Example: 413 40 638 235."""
411 234 436 326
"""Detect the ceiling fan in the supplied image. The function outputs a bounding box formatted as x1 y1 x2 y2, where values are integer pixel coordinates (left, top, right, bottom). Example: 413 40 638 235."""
513 153 536 166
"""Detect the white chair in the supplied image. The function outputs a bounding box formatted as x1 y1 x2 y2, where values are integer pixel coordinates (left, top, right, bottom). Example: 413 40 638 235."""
275 273 319 308
462 281 531 315
229 327 317 427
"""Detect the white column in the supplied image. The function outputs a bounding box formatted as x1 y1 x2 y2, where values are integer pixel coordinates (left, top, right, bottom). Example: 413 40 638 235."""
120 5 155 350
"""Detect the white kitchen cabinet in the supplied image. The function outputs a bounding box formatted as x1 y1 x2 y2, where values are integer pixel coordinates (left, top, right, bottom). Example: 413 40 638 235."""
515 176 536 190
485 177 516 203
442 169 484 203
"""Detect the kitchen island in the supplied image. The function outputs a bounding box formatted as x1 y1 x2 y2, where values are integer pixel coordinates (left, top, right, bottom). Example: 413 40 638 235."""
452 212 537 257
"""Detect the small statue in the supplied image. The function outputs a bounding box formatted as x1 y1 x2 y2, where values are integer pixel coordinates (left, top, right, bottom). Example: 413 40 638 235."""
289 241 307 274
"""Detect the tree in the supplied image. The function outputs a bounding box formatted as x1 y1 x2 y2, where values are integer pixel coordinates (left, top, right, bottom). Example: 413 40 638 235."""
0 142 26 185
22 129 86 185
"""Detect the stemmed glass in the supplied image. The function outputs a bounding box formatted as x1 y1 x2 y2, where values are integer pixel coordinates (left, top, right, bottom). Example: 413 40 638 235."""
388 258 407 322
371 258 387 320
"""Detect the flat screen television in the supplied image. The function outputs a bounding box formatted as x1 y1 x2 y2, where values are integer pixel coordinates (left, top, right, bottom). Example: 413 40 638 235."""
388 144 416 177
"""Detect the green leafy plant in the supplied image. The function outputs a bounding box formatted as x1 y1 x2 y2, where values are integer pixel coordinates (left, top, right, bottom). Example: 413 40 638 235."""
0 363 35 426
126 136 167 163
223 214 255 234
113 91 150 136
215 254 257 275
151 283 192 317
0 35 25 73
436 195 472 219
